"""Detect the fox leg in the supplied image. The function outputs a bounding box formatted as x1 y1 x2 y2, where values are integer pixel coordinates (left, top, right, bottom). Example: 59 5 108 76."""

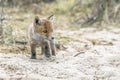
41 46 45 55
30 43 36 59
50 40 56 56
44 40 52 58
39 46 45 59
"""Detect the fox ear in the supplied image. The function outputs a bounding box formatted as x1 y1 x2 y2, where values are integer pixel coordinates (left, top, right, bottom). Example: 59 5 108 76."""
34 16 40 25
48 15 54 21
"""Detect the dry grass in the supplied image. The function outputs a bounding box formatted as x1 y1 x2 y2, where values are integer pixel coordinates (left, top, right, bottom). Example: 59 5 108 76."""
0 8 70 54
0 0 81 54
0 0 119 54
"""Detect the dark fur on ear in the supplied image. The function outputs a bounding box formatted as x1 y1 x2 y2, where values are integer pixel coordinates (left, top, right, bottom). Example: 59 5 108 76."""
34 16 41 25
48 15 54 21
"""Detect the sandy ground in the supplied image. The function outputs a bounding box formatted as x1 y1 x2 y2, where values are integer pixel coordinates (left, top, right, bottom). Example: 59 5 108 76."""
0 28 120 80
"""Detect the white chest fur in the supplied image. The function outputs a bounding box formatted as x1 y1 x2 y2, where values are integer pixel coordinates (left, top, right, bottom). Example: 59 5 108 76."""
32 33 44 45
32 33 41 41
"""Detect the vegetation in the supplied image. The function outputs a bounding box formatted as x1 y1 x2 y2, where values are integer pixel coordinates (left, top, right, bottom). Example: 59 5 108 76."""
0 0 120 53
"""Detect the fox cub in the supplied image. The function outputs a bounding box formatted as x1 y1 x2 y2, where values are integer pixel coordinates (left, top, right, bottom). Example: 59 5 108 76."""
27 15 56 59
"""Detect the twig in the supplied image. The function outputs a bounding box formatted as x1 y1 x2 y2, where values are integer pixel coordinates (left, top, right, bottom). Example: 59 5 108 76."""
0 17 24 21
74 51 85 57
10 40 28 45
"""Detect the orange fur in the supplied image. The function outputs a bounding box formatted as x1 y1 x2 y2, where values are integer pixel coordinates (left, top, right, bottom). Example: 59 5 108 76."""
35 19 53 38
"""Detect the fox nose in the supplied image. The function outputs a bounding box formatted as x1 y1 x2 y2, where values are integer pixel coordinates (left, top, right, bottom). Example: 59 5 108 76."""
45 36 54 40
51 37 54 40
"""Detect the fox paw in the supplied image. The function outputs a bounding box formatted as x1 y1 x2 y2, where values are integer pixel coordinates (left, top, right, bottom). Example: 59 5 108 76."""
30 56 36 59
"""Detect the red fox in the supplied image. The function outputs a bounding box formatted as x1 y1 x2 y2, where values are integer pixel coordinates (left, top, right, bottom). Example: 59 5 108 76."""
27 15 56 59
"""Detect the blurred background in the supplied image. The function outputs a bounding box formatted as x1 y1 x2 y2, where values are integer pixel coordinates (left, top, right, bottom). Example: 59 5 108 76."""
0 0 120 53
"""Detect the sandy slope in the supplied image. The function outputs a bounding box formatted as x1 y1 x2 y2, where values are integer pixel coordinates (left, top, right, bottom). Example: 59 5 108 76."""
0 28 120 80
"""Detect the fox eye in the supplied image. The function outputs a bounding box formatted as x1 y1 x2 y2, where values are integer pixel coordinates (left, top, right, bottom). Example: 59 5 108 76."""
43 30 47 33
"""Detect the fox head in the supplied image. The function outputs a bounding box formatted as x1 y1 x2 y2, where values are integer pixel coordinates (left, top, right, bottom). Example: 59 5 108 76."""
34 15 54 38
